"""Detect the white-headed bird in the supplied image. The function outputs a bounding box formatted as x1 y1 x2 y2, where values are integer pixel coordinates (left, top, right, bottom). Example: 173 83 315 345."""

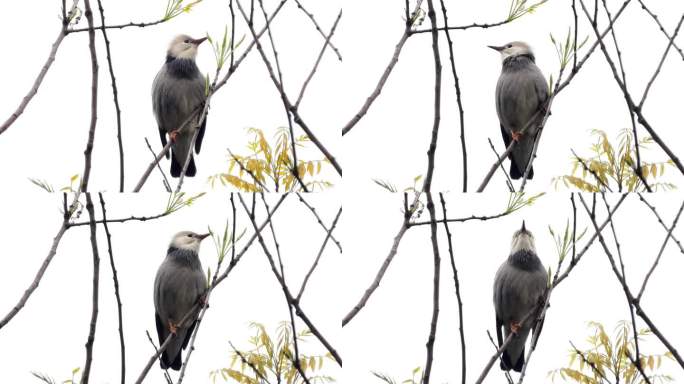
154 231 209 370
493 221 547 372
152 34 208 178
490 41 549 180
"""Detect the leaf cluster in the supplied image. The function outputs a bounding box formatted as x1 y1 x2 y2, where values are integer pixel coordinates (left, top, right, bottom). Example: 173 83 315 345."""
163 0 203 21
209 127 332 192
549 321 675 384
554 129 676 192
507 0 549 22
211 322 335 384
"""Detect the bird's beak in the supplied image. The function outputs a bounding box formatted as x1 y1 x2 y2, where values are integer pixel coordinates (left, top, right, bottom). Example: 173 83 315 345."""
197 233 210 241
521 220 527 231
191 37 208 46
488 45 504 52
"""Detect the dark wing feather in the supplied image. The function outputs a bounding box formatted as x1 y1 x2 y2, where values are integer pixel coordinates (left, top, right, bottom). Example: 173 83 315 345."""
182 320 198 349
500 124 513 161
159 129 169 159
496 316 504 348
195 112 206 153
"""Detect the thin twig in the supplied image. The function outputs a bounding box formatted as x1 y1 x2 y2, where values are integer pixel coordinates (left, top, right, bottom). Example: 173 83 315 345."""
438 0 467 192
0 195 79 330
295 9 343 108
636 0 684 61
439 193 466 384
341 0 424 136
0 1 80 135
637 194 684 255
636 200 684 300
145 137 172 192
570 341 613 383
488 138 514 192
296 193 342 252
296 206 342 302
98 193 125 384
95 0 125 191
145 330 173 384
230 341 272 384
293 0 343 61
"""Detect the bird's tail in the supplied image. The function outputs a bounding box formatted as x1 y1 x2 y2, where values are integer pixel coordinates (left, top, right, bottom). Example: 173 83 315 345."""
159 350 183 371
170 152 196 178
509 161 533 180
500 346 525 372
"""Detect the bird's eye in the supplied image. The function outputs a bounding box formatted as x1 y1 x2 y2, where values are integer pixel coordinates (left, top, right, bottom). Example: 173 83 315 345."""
506 44 512 48
187 234 193 237
184 39 190 44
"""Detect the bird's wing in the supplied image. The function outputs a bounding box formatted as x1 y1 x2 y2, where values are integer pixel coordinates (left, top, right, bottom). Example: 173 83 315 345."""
195 112 206 153
500 124 513 161
155 311 167 346
182 320 198 350
191 74 208 154
496 316 504 348
152 70 171 159
532 65 550 109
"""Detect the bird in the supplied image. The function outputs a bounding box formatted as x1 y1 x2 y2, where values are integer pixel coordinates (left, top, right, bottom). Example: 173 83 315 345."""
493 221 547 372
489 41 549 180
152 34 208 178
153 231 209 370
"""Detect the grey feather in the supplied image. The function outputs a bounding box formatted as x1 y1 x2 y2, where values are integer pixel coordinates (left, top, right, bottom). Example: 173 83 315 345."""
152 35 207 178
493 226 547 372
153 240 207 370
494 49 549 180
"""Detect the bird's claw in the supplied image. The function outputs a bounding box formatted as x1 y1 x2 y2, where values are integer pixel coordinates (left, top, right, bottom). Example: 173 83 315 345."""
168 320 178 335
169 130 180 143
511 131 523 142
510 321 521 335
198 293 209 308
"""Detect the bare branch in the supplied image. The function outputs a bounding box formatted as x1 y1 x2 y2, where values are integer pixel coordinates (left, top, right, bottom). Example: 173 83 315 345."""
81 193 100 384
293 0 343 61
79 0 100 192
297 206 342 301
341 0 424 136
98 193 126 384
0 1 80 135
95 0 125 191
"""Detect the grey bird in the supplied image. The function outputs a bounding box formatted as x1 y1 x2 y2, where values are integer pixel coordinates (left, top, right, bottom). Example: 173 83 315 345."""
154 231 209 370
152 34 208 178
493 221 547 372
489 41 549 180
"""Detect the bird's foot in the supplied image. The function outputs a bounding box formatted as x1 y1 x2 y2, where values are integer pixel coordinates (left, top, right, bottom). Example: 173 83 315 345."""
510 321 521 335
168 320 178 335
511 131 523 142
169 130 180 143
198 293 209 308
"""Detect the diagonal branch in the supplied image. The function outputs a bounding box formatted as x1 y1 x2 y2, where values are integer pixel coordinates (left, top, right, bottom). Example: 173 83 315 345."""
236 0 342 176
79 0 100 192
0 1 80 135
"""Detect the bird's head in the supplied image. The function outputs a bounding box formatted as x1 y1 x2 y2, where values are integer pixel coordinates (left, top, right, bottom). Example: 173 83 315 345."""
488 41 534 62
170 231 210 252
510 220 536 253
167 34 207 60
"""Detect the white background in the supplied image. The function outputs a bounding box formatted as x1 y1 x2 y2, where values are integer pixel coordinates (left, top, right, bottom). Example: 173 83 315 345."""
0 0 342 192
0 192 342 383
342 192 684 383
